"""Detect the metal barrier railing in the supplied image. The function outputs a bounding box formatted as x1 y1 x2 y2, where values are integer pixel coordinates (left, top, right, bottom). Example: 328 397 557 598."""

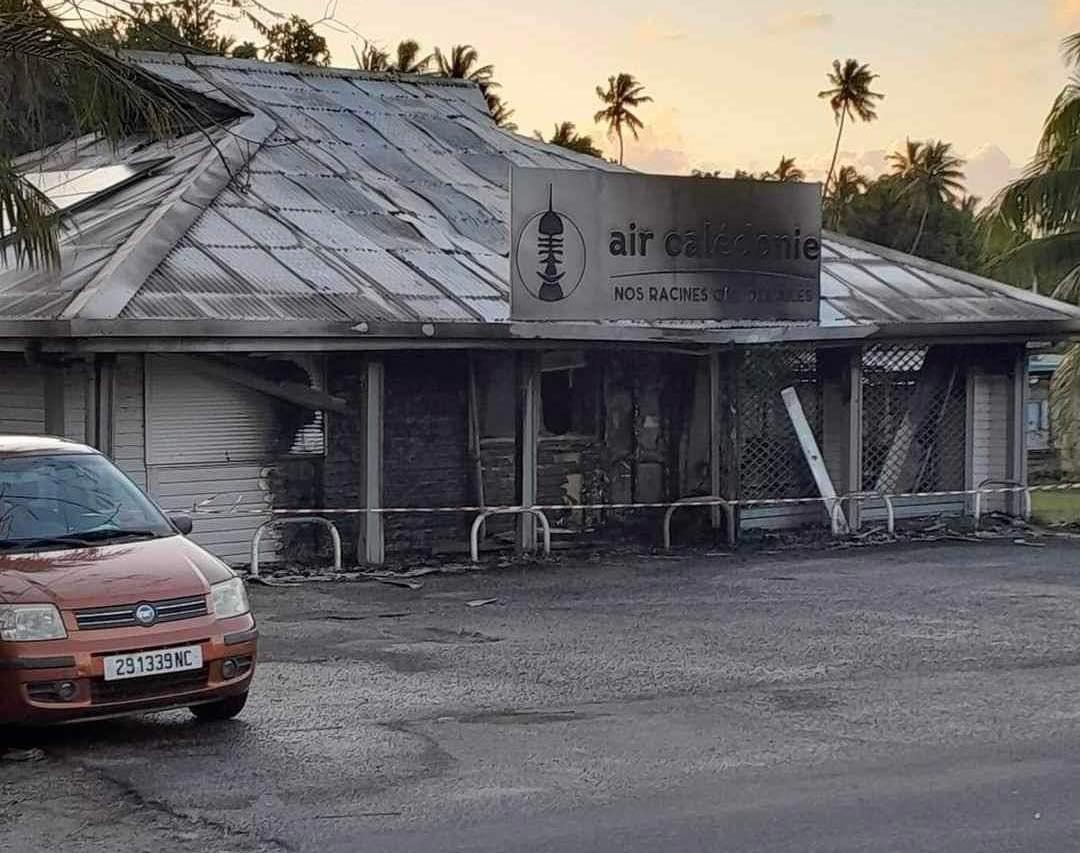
831 490 896 536
250 517 342 578
663 496 737 551
470 508 551 563
973 479 1031 529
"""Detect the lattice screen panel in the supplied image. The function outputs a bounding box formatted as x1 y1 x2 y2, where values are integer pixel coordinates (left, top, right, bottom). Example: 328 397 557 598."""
861 345 966 494
737 346 823 500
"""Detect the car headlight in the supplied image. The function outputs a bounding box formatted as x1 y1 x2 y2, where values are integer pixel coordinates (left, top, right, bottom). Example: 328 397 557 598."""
0 604 67 641
210 577 250 619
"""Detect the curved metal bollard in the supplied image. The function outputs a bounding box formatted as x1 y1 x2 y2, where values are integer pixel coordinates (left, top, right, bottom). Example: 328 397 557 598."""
470 508 551 563
663 496 737 551
250 517 342 578
832 491 895 536
973 479 1031 530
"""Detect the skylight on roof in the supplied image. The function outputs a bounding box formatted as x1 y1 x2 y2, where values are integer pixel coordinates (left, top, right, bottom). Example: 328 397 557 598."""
1 158 173 247
21 158 172 214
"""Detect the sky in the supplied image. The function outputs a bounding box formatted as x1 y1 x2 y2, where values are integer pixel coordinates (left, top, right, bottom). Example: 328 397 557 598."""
237 0 1080 202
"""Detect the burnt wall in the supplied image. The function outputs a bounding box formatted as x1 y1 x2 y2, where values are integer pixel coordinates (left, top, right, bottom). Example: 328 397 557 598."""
324 354 367 563
383 352 471 552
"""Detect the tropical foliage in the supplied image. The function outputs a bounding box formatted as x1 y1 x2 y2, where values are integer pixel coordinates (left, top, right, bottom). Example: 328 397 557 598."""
536 122 602 158
434 43 514 129
264 15 329 65
818 59 882 201
357 39 431 74
823 165 868 229
1 0 221 266
886 138 965 252
983 34 1080 470
764 155 805 183
594 73 651 165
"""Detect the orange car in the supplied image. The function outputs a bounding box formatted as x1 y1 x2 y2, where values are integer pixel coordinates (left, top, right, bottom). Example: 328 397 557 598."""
0 436 256 726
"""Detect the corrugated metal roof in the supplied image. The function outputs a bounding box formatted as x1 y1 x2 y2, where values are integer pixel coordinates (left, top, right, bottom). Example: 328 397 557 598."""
3 51 1079 341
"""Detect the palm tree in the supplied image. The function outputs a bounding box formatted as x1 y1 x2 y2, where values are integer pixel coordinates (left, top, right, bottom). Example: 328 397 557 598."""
391 39 430 74
824 165 869 229
435 44 494 87
356 41 389 71
763 156 805 182
434 44 512 126
485 92 516 130
1 0 210 267
818 59 883 201
538 122 602 157
890 139 966 253
594 73 651 165
985 33 1080 470
887 138 923 177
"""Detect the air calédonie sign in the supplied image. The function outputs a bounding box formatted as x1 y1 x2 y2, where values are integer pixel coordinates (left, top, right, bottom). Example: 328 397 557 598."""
510 167 821 322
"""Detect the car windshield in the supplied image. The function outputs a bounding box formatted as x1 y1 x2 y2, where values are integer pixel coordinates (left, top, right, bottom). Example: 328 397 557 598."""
0 452 174 551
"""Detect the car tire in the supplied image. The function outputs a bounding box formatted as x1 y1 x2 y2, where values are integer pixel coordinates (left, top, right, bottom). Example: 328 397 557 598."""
190 691 248 721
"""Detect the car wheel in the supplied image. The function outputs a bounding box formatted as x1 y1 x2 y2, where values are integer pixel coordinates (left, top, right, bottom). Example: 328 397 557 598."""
190 692 248 721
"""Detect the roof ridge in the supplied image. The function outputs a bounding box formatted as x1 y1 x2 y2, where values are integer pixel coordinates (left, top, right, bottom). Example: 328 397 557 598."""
123 50 481 89
59 112 277 320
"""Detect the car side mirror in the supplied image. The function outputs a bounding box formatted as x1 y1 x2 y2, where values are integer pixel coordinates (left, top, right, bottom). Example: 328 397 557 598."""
168 513 193 536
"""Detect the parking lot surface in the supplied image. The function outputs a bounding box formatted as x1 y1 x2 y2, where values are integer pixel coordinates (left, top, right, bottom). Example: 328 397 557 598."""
5 540 1080 852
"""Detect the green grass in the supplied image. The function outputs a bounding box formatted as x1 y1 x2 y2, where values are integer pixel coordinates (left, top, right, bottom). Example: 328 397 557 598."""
1030 489 1080 525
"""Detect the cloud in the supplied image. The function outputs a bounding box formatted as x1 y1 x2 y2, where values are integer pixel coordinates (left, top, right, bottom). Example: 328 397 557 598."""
765 11 834 34
630 16 688 45
961 144 1023 203
618 108 691 175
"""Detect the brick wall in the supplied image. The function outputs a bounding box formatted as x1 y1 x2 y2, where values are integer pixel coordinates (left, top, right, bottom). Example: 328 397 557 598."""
324 354 367 563
383 352 471 552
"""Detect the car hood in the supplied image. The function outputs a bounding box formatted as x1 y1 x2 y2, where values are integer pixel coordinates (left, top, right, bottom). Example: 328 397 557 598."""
0 536 234 608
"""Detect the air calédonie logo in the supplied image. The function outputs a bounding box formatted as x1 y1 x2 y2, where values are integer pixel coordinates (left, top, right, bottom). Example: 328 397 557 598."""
515 184 586 302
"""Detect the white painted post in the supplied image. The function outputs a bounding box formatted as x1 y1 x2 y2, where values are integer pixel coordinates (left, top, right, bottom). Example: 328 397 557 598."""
518 351 540 552
708 349 722 530
782 386 847 533
364 357 385 565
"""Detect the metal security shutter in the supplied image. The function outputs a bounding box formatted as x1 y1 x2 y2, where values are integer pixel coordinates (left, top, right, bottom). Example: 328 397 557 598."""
144 355 321 566
146 356 281 465
0 357 44 434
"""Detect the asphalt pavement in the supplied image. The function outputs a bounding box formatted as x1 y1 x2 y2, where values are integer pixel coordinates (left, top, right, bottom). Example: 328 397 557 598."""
5 539 1080 852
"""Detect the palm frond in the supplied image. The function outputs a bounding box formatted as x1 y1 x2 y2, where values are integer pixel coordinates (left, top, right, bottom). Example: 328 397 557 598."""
0 155 58 268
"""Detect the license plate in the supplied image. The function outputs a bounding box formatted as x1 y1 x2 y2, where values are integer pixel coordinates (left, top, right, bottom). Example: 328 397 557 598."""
103 645 203 681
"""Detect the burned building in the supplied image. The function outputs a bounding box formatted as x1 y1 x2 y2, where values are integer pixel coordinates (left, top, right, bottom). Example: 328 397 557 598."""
2 53 1078 566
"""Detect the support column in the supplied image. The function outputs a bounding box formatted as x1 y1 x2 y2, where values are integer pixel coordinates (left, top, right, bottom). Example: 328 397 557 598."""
819 347 861 528
43 364 66 437
848 352 864 530
708 349 721 529
717 348 740 539
364 356 385 565
1007 346 1028 516
87 356 116 456
516 350 540 551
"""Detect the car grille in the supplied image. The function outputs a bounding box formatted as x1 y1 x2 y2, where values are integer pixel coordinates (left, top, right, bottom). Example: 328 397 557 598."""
74 595 208 630
90 666 209 704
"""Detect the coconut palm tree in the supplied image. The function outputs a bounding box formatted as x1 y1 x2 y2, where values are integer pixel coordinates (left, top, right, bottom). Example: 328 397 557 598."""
890 139 966 253
434 44 512 126
985 33 1080 469
824 165 869 229
764 156 805 183
356 41 389 71
818 59 883 202
434 44 494 87
391 39 431 74
1 0 213 267
538 122 602 157
593 73 651 165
